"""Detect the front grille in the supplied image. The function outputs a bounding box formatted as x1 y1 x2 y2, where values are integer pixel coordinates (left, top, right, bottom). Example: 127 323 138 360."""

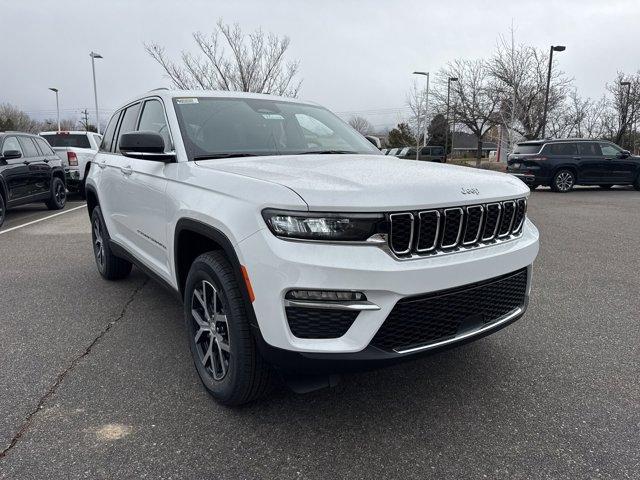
370 268 528 352
388 198 527 257
286 307 359 339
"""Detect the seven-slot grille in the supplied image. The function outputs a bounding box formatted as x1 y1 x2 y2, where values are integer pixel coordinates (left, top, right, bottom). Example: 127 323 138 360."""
388 198 527 256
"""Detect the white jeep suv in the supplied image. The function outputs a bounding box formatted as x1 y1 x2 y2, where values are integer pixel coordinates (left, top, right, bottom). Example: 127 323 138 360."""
86 90 539 405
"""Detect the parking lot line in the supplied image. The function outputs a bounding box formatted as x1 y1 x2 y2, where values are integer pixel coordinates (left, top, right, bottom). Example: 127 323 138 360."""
0 204 87 235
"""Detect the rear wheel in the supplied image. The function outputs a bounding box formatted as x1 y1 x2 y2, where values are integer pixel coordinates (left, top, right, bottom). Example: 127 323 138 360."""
91 206 132 280
0 194 5 228
551 169 575 193
45 177 66 210
184 252 273 406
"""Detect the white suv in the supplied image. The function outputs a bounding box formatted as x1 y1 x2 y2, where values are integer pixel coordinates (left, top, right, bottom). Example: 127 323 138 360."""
86 90 539 405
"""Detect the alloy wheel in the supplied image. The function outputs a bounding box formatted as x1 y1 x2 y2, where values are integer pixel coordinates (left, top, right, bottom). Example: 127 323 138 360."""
92 218 105 269
191 280 231 381
555 172 574 192
55 181 66 206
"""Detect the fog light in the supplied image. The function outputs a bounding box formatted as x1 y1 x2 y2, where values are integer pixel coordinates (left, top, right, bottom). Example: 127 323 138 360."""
285 290 365 302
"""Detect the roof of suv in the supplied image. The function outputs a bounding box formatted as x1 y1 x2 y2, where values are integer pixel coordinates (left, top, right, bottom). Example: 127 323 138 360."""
121 89 319 109
517 138 611 145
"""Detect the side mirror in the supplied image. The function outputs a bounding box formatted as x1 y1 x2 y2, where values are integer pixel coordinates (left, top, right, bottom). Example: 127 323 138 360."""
1 150 22 160
618 150 631 159
119 131 175 162
365 135 382 149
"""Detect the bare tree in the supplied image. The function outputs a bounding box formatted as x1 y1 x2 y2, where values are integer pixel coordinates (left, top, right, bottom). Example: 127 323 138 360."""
434 59 501 165
348 116 374 135
488 33 571 140
0 103 41 133
604 71 640 146
145 19 302 97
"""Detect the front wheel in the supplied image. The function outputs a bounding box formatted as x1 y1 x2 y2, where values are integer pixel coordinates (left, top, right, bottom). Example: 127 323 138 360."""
551 169 575 193
45 177 66 210
184 252 273 406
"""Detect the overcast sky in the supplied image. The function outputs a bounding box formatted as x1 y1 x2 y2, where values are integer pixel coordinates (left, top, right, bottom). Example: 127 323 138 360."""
2 0 639 130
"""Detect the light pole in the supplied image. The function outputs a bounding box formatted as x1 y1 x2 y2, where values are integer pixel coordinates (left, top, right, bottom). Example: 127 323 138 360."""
48 88 60 132
541 45 566 139
621 80 631 149
90 51 103 134
412 72 430 158
443 77 458 162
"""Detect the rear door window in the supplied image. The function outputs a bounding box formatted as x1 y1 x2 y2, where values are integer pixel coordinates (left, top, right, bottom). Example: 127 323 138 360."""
18 137 40 158
578 142 602 156
543 143 578 156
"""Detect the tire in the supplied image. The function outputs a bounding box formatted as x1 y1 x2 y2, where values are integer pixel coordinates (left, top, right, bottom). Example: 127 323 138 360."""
45 176 67 210
551 169 575 193
184 252 273 406
90 206 132 280
0 194 5 228
598 184 613 189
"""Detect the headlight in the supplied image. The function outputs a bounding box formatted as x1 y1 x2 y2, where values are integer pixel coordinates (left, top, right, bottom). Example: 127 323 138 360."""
262 209 385 241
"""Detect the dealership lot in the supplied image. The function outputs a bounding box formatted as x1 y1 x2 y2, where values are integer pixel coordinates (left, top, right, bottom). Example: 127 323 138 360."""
0 188 638 479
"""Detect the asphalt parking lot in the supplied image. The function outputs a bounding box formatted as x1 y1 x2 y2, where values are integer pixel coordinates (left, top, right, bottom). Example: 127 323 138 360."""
0 188 638 479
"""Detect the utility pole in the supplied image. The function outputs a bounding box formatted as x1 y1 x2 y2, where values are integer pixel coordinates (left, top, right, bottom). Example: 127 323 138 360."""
81 109 90 131
90 51 103 134
541 45 566 139
49 88 60 132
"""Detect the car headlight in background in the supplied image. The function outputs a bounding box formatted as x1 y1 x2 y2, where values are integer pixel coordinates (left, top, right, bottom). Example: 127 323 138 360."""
262 209 385 241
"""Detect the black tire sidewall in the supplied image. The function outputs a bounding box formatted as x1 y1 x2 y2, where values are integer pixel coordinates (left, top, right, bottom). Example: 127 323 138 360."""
184 255 246 402
91 207 108 276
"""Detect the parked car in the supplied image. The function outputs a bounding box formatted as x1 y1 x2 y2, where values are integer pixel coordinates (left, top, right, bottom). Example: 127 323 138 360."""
380 148 389 155
40 131 102 196
387 147 400 156
86 89 539 405
507 139 640 192
0 132 67 227
398 146 446 162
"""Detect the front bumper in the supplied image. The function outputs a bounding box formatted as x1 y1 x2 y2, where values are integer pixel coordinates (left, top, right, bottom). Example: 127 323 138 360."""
238 219 539 361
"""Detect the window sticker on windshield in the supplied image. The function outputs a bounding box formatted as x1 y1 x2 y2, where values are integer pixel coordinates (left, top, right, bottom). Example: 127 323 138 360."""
261 113 284 120
176 98 198 104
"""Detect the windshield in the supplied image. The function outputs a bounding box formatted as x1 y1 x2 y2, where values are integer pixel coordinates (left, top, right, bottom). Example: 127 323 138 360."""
172 96 380 160
513 143 542 154
41 133 91 149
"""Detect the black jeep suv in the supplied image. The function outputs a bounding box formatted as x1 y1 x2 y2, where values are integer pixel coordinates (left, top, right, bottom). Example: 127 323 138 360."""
0 132 67 227
507 139 640 192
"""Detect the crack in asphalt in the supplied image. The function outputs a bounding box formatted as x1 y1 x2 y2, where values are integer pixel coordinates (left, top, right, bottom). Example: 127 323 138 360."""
0 278 149 459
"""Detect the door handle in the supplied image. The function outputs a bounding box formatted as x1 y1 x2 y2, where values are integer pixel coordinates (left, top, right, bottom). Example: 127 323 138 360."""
43 159 49 163
121 166 133 176
23 161 30 165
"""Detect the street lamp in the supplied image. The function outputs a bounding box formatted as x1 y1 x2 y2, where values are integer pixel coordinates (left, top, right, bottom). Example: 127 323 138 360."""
48 88 60 132
412 71 430 157
621 80 631 149
541 45 566 138
90 51 103 134
444 77 458 162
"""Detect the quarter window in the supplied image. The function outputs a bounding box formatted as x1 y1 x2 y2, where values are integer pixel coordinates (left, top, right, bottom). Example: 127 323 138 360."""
2 137 23 156
138 99 171 150
19 137 40 158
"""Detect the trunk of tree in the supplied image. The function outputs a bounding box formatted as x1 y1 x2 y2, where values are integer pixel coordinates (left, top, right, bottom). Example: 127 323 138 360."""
476 138 483 167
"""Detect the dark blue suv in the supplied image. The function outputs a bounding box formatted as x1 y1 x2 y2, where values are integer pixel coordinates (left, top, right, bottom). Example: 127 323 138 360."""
507 139 640 192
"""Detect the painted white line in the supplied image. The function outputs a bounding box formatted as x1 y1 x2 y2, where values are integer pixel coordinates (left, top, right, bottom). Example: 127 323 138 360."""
0 204 87 235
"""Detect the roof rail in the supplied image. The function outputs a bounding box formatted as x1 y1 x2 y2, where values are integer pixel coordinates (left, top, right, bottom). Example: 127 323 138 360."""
149 87 169 92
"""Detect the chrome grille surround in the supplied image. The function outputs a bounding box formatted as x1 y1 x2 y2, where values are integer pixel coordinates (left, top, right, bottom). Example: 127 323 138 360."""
387 198 527 259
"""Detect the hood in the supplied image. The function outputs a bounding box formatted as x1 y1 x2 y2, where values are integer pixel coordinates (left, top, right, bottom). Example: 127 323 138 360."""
195 154 529 211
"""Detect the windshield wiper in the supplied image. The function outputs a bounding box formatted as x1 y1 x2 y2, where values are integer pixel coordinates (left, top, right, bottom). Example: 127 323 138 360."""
299 150 358 155
194 153 258 160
